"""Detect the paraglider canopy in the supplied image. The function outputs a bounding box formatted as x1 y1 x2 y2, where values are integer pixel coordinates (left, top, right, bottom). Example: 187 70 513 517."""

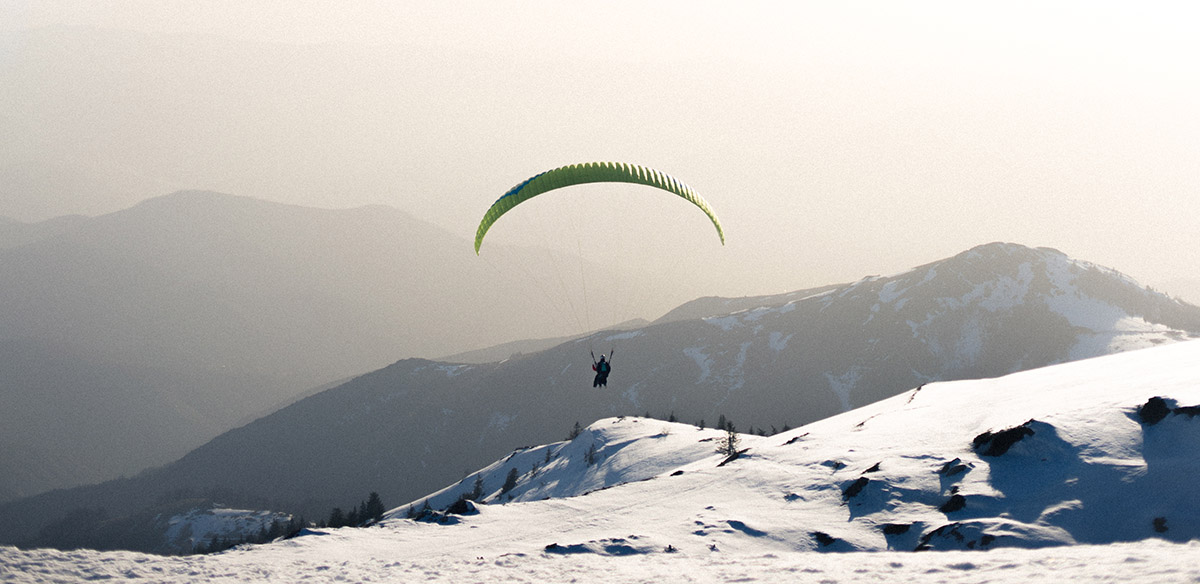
474 162 725 254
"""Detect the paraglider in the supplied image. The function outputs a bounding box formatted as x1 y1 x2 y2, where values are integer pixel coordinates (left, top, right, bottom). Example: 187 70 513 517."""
473 162 725 254
591 350 613 388
475 162 724 388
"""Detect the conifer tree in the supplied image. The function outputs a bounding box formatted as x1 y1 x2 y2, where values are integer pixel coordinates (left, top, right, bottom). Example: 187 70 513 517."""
501 467 519 494
362 492 385 523
717 423 741 456
328 507 345 528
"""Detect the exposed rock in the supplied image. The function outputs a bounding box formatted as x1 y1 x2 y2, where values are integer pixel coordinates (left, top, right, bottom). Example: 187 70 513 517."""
916 523 976 551
445 498 479 516
543 537 646 556
812 531 837 547
1137 397 1200 424
1139 397 1172 425
782 432 809 446
937 458 969 476
913 519 1064 551
412 508 460 525
973 420 1036 456
842 477 870 500
939 494 967 513
717 448 750 467
882 523 911 535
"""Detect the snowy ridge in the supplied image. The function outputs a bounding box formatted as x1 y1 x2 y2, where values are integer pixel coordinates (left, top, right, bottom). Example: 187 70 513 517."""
399 419 756 512
390 340 1200 554
682 242 1197 408
5 341 1200 582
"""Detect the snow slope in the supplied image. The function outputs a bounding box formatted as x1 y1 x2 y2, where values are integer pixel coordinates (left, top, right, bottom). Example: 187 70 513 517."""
4 340 1199 583
397 338 1200 553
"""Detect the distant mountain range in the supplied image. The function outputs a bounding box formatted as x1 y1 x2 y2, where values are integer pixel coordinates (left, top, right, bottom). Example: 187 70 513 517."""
4 241 1196 551
0 191 629 502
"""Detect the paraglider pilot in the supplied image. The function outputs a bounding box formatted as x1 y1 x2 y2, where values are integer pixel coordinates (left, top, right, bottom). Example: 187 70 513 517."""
592 351 613 388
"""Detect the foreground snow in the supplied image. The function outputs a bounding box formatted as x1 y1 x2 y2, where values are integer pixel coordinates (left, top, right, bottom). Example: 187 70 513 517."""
4 540 1198 583
4 340 1200 583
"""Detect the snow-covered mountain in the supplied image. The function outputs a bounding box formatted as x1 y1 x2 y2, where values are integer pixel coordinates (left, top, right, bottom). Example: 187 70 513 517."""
5 339 1199 583
407 339 1200 552
3 242 1195 553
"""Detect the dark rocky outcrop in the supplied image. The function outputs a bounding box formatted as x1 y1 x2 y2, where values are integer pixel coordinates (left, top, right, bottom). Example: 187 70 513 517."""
973 420 1036 456
445 499 479 516
939 494 967 513
812 531 837 547
717 448 750 467
1138 397 1172 425
842 477 870 500
937 458 969 477
915 523 996 551
1137 396 1200 425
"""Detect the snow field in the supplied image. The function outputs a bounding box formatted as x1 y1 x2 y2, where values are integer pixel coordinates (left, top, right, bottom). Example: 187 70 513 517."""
4 340 1200 582
4 540 1199 583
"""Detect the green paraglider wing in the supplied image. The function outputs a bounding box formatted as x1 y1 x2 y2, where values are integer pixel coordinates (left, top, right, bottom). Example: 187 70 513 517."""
474 162 725 254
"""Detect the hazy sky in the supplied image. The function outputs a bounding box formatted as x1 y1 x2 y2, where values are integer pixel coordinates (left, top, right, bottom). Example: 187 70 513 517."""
3 1 1199 321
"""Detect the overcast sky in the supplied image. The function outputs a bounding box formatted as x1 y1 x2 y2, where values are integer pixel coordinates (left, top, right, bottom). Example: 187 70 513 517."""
3 1 1199 319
